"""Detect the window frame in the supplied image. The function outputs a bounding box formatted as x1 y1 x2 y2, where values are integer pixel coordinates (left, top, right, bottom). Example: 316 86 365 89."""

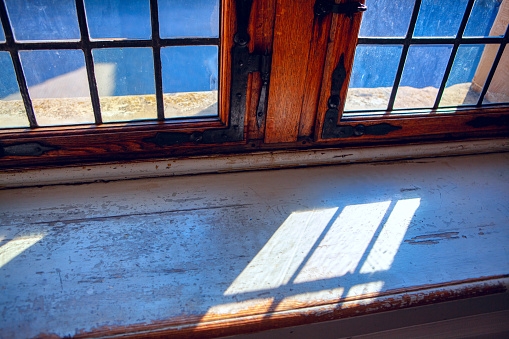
0 0 508 170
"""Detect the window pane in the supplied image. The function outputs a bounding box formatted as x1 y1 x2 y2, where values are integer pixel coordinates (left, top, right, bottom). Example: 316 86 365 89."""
394 45 452 109
161 46 218 118
5 0 80 41
93 47 157 123
19 50 95 126
359 0 414 37
158 0 219 38
440 45 498 107
0 52 29 128
413 0 469 38
344 45 402 113
464 0 505 37
84 0 151 40
483 47 509 104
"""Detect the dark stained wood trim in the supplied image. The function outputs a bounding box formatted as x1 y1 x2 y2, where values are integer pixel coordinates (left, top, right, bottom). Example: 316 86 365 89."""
1 109 507 169
69 276 508 339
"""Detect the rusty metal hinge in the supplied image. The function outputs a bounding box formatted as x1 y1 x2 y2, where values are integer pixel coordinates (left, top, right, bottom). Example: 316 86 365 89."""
321 54 401 139
0 142 58 157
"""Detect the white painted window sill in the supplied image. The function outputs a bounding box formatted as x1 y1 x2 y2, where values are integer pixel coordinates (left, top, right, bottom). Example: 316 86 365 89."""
0 143 508 338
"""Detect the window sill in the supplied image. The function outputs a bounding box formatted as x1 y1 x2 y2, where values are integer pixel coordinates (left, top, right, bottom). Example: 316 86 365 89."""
1 150 508 338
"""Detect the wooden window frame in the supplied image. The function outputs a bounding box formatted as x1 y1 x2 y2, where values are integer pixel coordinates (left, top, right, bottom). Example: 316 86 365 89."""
0 0 508 170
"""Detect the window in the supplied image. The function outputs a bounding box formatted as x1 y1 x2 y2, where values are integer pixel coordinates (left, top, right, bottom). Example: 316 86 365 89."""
0 0 508 168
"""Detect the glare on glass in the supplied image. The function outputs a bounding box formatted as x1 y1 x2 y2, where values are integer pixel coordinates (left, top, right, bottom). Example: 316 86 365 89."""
483 47 509 104
464 0 505 37
0 52 29 128
440 45 499 107
359 0 414 37
4 0 80 41
84 0 151 40
92 47 157 123
158 0 219 38
413 0 469 37
394 45 453 109
19 50 95 126
344 45 403 113
161 46 218 118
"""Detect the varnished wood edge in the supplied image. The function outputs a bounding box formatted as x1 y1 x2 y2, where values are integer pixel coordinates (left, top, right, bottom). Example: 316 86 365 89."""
2 137 507 188
67 275 509 338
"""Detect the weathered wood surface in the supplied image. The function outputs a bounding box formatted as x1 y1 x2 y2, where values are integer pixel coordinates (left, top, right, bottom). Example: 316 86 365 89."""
0 153 508 338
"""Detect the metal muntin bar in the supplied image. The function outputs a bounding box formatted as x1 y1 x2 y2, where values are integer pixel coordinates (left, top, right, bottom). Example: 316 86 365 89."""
357 36 504 45
477 25 509 105
387 0 421 111
433 0 476 109
75 0 102 124
0 0 37 127
150 0 165 121
0 37 220 51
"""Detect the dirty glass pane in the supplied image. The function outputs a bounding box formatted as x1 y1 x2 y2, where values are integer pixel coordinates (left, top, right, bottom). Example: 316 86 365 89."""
414 0 469 37
84 0 151 40
344 45 402 113
359 0 414 37
4 0 80 41
19 50 94 126
394 45 452 109
93 47 157 123
440 45 498 107
158 0 219 38
161 46 218 118
0 52 29 128
483 47 509 104
464 0 505 37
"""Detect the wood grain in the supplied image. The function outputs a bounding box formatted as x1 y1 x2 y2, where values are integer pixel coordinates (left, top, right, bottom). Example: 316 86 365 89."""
246 0 277 141
264 0 315 144
314 0 365 142
298 14 333 138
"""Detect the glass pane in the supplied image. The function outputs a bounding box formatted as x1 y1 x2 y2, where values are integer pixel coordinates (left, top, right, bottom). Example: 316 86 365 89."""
359 0 414 37
158 0 219 38
483 47 509 104
19 50 94 126
5 0 80 41
464 0 505 37
84 0 151 40
394 45 452 109
414 0 469 37
0 52 29 128
93 47 157 123
344 45 403 113
440 45 498 107
161 46 218 118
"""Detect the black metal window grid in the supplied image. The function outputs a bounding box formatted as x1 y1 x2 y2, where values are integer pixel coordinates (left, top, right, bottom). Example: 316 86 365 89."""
0 0 220 128
352 0 508 113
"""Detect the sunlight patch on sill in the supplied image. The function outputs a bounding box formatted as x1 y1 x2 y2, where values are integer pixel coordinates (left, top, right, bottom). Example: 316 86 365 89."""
0 235 44 268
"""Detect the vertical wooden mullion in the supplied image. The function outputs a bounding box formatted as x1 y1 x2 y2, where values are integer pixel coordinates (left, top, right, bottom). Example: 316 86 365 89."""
313 0 365 141
264 0 315 144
